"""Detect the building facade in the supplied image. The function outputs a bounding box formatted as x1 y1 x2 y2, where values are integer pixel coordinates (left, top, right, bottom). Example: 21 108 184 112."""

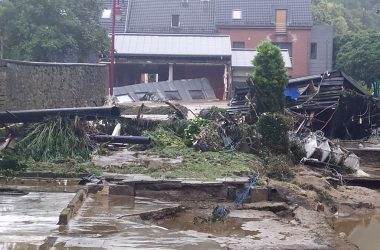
100 0 332 99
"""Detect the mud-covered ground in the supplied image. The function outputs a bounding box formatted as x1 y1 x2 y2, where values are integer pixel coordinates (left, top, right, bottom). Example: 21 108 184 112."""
116 163 380 250
93 147 380 249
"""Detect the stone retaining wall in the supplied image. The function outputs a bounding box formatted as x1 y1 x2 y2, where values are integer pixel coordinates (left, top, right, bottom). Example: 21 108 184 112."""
0 59 108 111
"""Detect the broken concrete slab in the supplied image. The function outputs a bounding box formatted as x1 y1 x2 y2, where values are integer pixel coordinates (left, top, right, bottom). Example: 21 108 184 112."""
58 189 88 225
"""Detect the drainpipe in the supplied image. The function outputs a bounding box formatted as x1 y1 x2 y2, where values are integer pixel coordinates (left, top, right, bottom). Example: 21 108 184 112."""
168 63 174 81
223 64 228 100
0 36 3 59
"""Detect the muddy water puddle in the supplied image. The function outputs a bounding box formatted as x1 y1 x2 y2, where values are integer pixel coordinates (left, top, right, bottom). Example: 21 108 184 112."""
54 194 258 249
333 211 380 250
157 211 260 238
0 192 75 249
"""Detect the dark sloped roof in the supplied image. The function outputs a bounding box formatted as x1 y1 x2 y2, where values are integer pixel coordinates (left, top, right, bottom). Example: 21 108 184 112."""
125 0 216 34
100 0 129 33
286 70 369 111
215 0 313 28
99 0 313 34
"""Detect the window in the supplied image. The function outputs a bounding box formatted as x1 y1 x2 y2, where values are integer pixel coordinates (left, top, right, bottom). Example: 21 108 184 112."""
171 15 180 27
275 9 287 34
164 91 181 100
272 42 292 58
181 0 189 7
101 9 111 19
189 90 205 100
135 92 149 101
232 41 245 48
310 43 317 59
232 10 242 19
141 73 159 83
116 94 134 103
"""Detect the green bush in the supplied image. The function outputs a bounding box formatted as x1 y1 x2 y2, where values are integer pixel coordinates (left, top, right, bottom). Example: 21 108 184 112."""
0 150 27 176
257 113 292 155
249 42 289 114
184 119 210 146
263 154 294 181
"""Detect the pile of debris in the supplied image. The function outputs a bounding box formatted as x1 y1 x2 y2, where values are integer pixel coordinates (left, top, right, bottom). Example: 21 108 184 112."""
297 131 369 177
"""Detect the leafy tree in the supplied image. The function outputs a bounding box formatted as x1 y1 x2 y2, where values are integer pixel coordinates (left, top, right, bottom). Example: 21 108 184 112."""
0 0 109 62
312 0 362 34
312 0 380 33
313 0 380 86
248 42 288 114
335 32 380 86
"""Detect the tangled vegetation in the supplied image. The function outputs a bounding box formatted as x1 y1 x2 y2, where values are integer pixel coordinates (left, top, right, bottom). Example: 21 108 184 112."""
17 117 95 162
194 123 224 152
184 119 210 146
143 127 185 148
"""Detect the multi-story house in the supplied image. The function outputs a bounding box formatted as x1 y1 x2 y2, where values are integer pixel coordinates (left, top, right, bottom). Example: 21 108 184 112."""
100 0 332 100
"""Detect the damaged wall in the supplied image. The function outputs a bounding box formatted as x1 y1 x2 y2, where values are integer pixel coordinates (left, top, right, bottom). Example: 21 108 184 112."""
0 60 108 111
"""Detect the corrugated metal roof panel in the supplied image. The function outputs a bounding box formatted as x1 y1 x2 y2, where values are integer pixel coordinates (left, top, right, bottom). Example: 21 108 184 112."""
115 34 232 57
232 49 292 68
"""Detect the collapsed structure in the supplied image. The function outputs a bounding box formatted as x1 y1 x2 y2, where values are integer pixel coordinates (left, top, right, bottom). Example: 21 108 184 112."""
286 70 380 139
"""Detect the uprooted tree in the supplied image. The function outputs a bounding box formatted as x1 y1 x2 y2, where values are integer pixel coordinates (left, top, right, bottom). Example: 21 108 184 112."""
248 42 289 115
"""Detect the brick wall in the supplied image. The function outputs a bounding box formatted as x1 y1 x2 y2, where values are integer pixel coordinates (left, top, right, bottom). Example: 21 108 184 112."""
219 28 311 78
0 60 108 111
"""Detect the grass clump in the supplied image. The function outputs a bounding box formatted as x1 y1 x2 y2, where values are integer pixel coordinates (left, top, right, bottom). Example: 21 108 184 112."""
17 117 95 162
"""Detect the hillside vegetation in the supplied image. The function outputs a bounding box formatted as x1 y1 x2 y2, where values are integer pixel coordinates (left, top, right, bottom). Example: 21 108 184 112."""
312 0 380 86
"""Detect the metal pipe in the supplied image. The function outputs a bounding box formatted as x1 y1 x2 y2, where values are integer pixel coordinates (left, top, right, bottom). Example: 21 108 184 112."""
109 0 116 96
0 106 120 123
93 135 151 144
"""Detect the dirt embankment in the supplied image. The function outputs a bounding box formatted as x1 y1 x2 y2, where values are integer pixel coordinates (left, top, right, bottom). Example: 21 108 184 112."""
143 164 380 250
